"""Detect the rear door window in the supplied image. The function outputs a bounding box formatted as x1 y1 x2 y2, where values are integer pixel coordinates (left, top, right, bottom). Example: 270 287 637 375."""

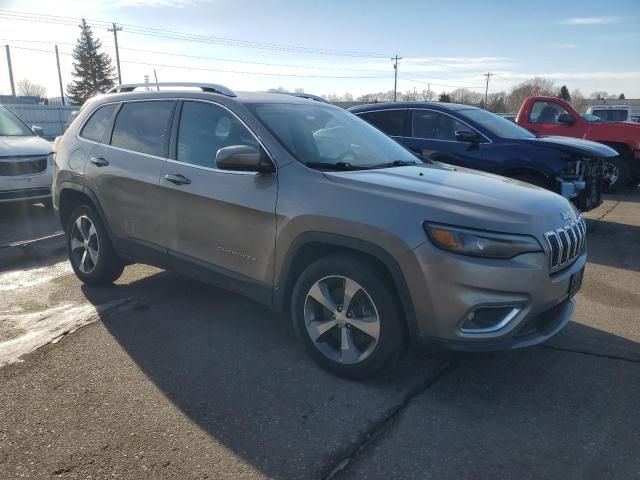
79 104 118 143
358 110 406 136
110 101 174 156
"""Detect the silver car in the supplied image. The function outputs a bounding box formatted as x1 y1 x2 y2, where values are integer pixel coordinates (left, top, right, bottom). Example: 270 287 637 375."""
52 83 586 379
0 105 54 205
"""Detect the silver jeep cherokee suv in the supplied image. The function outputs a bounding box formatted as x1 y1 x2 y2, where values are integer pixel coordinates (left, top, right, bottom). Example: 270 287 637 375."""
53 83 586 379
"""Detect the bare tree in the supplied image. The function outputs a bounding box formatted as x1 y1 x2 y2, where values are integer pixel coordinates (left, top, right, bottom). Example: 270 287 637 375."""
17 78 47 97
570 89 587 113
506 77 557 112
294 87 305 94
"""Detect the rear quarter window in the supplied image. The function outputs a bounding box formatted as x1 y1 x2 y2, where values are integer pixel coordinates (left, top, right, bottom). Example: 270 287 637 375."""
79 104 118 143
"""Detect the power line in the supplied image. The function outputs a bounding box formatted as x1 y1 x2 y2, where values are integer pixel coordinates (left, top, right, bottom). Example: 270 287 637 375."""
0 10 392 58
8 45 391 79
399 76 485 90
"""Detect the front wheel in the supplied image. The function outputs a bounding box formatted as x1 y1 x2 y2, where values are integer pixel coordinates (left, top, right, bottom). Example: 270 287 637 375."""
603 156 630 193
291 255 407 379
66 205 124 285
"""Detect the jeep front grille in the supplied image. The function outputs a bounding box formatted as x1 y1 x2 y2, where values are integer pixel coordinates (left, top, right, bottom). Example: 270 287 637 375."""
0 156 48 176
544 217 586 271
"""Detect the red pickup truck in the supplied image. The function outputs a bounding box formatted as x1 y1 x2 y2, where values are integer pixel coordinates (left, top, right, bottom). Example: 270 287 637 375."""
516 96 640 191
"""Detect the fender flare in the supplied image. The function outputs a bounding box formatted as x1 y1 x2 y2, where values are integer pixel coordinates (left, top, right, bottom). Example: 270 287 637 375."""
274 231 419 336
57 181 113 238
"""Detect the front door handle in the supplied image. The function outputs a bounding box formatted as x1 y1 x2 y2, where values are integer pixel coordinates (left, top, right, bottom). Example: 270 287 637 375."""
164 173 191 185
89 157 109 167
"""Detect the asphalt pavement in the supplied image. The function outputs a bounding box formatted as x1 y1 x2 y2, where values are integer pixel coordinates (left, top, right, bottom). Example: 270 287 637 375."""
0 189 638 479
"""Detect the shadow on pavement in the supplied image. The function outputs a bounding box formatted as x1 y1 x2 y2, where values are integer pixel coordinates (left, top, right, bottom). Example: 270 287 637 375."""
82 272 445 479
585 219 640 272
80 268 639 479
0 202 61 246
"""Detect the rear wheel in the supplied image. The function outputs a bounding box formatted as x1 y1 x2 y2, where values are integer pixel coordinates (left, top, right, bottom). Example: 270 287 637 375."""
291 255 407 379
66 205 124 285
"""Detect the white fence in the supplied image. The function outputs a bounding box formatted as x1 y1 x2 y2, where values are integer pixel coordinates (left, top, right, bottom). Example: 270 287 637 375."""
4 104 80 139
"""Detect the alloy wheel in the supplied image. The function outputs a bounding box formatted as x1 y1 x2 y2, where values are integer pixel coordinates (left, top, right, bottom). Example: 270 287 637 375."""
70 215 99 274
603 160 619 188
303 275 380 364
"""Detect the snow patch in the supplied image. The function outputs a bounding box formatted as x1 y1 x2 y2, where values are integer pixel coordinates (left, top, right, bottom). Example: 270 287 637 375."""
0 261 72 292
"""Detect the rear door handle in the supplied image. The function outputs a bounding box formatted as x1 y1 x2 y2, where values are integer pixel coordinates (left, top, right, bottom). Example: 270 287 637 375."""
89 157 109 167
164 173 191 185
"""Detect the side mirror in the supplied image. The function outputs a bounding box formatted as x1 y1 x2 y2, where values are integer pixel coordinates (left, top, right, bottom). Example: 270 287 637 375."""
32 125 44 137
216 145 275 173
455 130 481 143
557 113 575 125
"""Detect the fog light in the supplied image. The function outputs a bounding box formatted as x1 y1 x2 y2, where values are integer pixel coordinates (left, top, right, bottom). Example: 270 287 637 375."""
460 306 520 333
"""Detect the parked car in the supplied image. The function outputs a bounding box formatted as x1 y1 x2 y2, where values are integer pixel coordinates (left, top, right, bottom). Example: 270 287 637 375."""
0 105 54 206
54 83 585 379
586 105 631 123
515 96 640 191
350 102 609 212
630 114 640 124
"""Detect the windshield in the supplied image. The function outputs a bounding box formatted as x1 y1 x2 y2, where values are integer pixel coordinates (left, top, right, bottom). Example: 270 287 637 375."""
590 109 628 122
0 107 34 136
581 113 602 122
458 109 536 139
249 103 420 169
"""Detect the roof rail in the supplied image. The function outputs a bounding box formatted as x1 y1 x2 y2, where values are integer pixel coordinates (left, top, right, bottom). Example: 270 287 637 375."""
107 82 236 97
272 92 330 104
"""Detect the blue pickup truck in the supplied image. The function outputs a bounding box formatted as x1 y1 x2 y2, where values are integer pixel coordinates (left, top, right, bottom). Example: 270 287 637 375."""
349 102 615 212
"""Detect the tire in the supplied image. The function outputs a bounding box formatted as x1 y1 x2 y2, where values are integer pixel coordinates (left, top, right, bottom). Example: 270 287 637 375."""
603 156 630 193
291 254 408 379
66 204 124 285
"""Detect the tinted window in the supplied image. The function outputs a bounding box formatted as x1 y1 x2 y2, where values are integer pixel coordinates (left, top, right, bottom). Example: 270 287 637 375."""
358 110 405 136
111 101 173 156
79 104 117 142
177 101 259 168
411 110 473 141
590 109 628 122
528 101 570 124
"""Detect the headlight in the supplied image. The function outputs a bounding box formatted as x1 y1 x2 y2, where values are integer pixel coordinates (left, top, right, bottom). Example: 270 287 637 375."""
424 223 542 259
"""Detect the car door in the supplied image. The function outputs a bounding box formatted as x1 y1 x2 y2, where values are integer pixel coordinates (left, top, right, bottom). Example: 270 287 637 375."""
160 100 277 301
401 109 494 171
524 100 577 136
83 100 175 263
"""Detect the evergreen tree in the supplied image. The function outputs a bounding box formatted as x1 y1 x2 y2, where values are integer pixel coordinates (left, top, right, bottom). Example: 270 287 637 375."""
619 93 626 100
558 85 571 102
67 19 116 105
439 93 451 103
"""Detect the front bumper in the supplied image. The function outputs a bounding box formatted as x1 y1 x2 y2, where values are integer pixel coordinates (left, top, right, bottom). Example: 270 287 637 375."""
399 240 585 351
0 169 53 204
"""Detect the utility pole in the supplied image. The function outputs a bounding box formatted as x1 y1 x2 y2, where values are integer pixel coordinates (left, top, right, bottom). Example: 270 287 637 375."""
55 45 65 105
108 22 123 84
153 69 159 90
483 72 493 109
5 45 16 97
392 54 402 102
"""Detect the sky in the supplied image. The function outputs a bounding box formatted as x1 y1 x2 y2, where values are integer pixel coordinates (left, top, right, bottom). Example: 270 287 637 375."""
0 0 638 100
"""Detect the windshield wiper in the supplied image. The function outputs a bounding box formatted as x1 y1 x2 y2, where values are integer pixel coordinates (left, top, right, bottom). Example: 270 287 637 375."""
305 161 366 171
369 159 419 169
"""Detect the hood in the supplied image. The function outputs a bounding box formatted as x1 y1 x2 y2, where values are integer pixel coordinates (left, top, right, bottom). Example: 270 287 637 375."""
325 164 576 236
0 136 53 157
523 135 618 158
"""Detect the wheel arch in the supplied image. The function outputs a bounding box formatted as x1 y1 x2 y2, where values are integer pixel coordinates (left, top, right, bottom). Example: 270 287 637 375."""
274 232 418 336
57 182 111 237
